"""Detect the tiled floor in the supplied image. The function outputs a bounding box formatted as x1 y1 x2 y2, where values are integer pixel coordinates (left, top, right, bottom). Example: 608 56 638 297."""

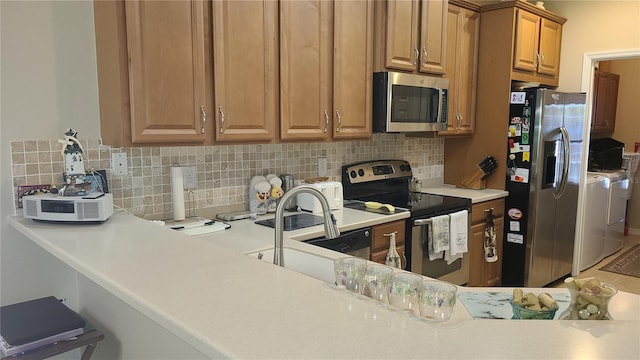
548 233 640 295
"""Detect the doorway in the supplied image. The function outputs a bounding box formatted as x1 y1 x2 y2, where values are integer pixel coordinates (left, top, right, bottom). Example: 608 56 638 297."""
573 49 640 276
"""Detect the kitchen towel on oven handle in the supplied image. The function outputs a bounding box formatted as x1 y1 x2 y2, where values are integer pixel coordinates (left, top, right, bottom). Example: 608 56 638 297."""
422 214 449 261
445 210 469 265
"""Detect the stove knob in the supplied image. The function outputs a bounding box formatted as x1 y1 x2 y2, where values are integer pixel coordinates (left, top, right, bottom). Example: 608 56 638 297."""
350 170 357 178
358 169 365 177
400 164 406 172
406 164 411 172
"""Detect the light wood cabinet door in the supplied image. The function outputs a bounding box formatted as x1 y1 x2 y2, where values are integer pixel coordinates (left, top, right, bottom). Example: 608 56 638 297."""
419 0 447 74
125 1 208 144
379 0 446 74
212 1 278 142
280 0 332 141
591 70 620 134
513 9 540 73
383 0 420 71
468 199 505 287
332 0 373 139
537 18 562 77
438 3 478 136
513 9 562 83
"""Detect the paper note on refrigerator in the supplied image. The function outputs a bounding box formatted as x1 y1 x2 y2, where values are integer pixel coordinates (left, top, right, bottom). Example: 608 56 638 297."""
510 168 529 183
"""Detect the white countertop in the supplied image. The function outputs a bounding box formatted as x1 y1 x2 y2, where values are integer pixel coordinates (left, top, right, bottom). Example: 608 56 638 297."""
419 184 508 203
8 209 640 359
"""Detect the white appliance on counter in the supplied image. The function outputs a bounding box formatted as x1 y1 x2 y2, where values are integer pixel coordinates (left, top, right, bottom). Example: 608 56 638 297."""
297 181 343 213
22 193 113 222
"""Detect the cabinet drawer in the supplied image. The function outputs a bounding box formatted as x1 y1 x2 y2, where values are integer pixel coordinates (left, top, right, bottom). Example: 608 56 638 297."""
371 220 406 252
471 199 505 225
371 245 406 267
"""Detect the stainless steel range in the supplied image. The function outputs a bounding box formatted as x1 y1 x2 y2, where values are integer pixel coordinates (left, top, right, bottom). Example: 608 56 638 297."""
341 160 471 285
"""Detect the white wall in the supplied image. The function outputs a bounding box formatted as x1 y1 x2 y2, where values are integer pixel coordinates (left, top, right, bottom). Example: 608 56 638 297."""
546 0 640 91
1 1 101 305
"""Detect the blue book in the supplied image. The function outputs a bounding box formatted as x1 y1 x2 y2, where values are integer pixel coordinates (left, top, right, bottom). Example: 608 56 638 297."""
0 296 85 346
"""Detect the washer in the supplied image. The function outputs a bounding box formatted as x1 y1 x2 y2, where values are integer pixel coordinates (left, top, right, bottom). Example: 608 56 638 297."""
579 174 608 271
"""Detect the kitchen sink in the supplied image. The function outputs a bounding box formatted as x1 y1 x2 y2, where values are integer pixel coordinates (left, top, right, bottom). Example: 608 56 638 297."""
247 247 336 284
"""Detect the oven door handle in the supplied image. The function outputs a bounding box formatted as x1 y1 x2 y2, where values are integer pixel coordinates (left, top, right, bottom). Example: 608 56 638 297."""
413 219 432 226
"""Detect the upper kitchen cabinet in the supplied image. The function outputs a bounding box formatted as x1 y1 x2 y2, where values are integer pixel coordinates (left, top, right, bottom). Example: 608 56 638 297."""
480 1 565 87
374 0 448 75
280 0 373 141
94 0 213 146
437 0 479 136
512 9 562 84
212 1 279 142
591 69 620 134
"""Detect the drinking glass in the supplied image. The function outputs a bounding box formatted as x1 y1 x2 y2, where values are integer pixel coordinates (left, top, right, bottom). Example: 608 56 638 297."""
387 272 422 314
418 280 457 321
363 264 394 302
334 257 367 294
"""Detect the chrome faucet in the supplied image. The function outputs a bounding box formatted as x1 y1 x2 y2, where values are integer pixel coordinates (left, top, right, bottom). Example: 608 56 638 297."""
274 184 340 266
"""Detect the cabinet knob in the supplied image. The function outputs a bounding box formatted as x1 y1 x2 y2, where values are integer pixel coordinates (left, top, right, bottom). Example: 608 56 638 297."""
218 106 225 133
200 105 206 134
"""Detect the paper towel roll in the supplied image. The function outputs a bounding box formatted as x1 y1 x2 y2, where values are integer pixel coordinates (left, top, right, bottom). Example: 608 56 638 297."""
171 165 185 221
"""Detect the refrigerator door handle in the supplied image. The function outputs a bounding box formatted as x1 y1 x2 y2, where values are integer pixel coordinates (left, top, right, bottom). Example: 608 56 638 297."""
555 126 571 199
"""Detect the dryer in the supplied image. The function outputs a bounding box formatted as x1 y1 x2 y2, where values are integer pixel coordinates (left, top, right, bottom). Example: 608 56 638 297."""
587 171 629 257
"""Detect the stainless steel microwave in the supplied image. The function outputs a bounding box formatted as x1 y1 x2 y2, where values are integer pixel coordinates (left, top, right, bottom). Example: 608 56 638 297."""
373 71 449 133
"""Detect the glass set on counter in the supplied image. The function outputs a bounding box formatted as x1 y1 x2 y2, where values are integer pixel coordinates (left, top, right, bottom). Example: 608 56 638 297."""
333 257 457 321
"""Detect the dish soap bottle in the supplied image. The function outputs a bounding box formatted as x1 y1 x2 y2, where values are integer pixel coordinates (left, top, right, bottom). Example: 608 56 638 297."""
385 231 402 269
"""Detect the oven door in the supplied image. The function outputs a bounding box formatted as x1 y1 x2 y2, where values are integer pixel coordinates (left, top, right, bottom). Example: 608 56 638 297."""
410 218 470 286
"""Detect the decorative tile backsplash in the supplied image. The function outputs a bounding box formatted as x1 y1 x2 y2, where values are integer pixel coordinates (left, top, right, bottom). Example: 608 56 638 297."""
10 134 444 219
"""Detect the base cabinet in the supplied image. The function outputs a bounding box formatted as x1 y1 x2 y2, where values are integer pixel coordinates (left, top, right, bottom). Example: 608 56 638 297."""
370 220 406 268
468 199 505 287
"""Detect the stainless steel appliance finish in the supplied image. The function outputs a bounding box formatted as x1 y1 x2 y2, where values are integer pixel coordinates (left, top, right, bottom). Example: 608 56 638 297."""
502 89 586 287
342 160 471 285
373 72 449 133
411 215 470 286
304 227 372 259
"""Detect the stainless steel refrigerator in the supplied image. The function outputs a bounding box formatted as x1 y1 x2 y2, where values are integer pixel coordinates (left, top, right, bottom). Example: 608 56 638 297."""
502 89 586 287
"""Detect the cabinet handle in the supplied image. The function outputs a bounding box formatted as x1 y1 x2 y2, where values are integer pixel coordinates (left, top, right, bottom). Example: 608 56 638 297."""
218 106 225 133
413 47 419 66
323 110 329 133
335 110 342 132
539 52 545 66
535 52 540 67
200 105 206 134
422 47 428 66
458 113 463 130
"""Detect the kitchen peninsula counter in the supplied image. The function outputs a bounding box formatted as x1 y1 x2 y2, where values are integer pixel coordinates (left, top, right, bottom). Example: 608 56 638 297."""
8 212 639 359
